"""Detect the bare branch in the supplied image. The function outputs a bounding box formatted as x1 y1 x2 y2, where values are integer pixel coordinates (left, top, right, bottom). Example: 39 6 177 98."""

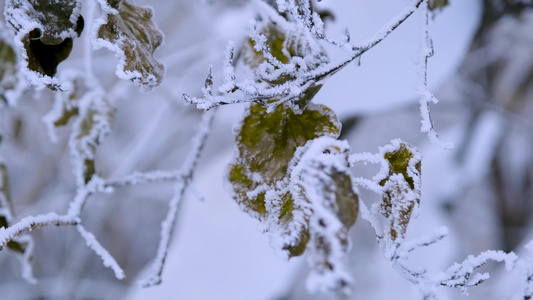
139 109 216 287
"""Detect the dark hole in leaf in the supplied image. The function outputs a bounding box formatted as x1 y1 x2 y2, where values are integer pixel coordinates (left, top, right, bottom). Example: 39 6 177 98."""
0 216 8 229
75 16 85 37
27 29 74 78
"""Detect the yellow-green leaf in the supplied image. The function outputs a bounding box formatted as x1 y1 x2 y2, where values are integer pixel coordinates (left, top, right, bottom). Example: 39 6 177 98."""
377 140 421 244
71 95 115 185
0 37 18 101
228 102 341 257
241 22 328 84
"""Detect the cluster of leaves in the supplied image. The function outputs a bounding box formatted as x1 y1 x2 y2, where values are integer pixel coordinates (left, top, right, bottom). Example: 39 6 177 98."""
3 0 164 91
224 3 427 294
0 0 166 285
2 0 520 298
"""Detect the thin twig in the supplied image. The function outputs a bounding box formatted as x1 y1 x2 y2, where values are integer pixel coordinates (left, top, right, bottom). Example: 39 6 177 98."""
184 0 425 111
0 213 79 251
139 109 216 287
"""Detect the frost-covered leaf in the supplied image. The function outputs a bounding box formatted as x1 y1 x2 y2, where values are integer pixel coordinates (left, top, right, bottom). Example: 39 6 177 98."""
228 102 340 257
0 34 18 102
0 163 13 219
242 21 328 85
94 0 164 92
0 162 32 262
4 0 83 88
69 93 115 186
289 137 358 295
428 0 449 10
243 24 290 68
376 140 421 252
42 71 87 142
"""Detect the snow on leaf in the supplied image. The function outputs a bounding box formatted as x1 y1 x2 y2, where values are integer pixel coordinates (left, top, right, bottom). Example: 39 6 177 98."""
69 93 115 186
289 136 359 295
0 33 18 102
376 140 422 254
0 163 14 221
227 101 340 257
242 19 328 86
42 71 88 142
94 0 164 93
4 0 83 88
0 162 35 282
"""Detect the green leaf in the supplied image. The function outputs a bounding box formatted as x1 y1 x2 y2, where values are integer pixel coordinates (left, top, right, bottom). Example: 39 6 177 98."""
428 0 449 10
0 36 18 102
0 165 27 254
377 140 421 244
244 24 290 68
71 95 115 185
0 163 14 216
52 74 86 127
228 102 341 257
237 102 340 184
242 22 328 82
96 0 164 92
5 0 84 86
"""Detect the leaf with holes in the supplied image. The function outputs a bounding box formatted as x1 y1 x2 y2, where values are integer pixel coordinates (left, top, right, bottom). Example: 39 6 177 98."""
94 0 164 92
4 0 84 88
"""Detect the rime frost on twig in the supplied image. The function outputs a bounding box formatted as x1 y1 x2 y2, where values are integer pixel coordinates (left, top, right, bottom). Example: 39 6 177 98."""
396 226 448 259
437 250 517 295
516 241 533 299
139 109 216 287
417 0 452 149
0 213 79 251
77 224 125 279
15 235 36 284
106 170 181 187
184 0 424 112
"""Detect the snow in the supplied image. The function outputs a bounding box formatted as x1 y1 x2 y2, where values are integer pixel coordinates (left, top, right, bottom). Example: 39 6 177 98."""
127 148 302 300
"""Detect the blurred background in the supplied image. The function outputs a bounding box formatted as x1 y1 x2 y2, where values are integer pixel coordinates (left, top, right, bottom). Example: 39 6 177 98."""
1 0 533 299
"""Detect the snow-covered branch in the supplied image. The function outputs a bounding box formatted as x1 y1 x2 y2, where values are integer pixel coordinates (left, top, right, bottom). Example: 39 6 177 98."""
0 213 79 251
139 109 216 287
184 0 424 112
417 0 452 149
